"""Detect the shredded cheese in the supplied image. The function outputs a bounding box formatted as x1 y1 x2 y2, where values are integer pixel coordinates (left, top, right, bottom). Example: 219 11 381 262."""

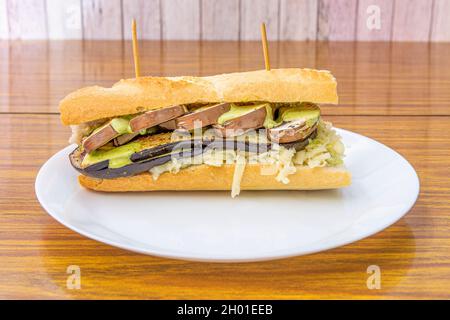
275 148 297 184
231 152 246 198
148 120 345 197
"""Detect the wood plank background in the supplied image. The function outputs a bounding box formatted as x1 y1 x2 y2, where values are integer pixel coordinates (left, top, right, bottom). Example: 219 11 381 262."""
0 0 448 41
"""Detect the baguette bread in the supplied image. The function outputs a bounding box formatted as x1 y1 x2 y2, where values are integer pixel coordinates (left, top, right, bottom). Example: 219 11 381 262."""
60 68 338 125
63 67 349 194
78 164 351 192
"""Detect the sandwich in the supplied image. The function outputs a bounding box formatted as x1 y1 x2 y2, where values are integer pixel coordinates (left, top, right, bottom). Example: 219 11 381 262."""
60 68 351 197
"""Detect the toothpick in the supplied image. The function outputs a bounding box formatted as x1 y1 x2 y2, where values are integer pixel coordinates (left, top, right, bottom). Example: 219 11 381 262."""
260 23 270 71
132 19 141 78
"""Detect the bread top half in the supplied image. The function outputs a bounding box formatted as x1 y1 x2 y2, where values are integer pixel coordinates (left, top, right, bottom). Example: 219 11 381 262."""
59 68 338 125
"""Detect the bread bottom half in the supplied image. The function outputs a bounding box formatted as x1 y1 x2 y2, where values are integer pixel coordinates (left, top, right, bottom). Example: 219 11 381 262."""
78 164 351 192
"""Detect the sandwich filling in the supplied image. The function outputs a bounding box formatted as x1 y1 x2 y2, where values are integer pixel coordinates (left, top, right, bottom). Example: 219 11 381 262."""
69 102 345 197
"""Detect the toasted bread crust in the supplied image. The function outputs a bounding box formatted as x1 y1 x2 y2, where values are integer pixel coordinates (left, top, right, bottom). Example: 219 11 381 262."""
78 164 351 192
60 68 338 125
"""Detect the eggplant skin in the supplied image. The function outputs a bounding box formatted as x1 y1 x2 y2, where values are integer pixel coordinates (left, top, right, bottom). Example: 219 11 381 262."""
69 129 317 179
74 152 192 179
130 139 205 162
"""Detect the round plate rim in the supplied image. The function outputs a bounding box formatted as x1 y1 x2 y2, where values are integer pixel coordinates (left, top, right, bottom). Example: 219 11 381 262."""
35 128 420 262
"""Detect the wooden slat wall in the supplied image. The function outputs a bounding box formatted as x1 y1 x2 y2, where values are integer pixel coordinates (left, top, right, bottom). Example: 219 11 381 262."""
82 0 123 40
392 0 434 42
46 0 82 39
0 35 9 109
0 0 449 41
0 0 8 39
6 0 47 39
240 0 279 41
279 0 318 40
202 0 239 40
431 0 450 42
318 0 358 41
161 0 200 40
122 0 160 40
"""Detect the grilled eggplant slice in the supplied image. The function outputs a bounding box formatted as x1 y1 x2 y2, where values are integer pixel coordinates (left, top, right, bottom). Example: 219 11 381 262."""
70 129 317 179
72 148 203 179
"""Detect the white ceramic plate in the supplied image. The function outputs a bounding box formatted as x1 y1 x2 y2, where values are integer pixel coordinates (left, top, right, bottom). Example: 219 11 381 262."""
35 129 419 262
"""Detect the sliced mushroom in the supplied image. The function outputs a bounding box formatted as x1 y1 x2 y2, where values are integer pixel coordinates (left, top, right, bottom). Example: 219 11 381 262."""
158 103 231 131
213 106 267 138
82 124 119 153
176 103 231 130
280 128 317 150
158 119 177 130
129 105 186 132
113 132 139 146
268 119 318 144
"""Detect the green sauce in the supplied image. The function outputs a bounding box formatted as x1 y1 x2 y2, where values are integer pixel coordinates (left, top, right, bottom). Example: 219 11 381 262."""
90 116 133 136
263 104 281 129
218 104 262 125
82 141 142 169
278 103 320 123
110 117 133 134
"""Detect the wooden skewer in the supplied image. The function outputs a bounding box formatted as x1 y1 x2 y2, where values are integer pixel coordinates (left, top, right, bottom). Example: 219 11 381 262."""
132 19 141 78
260 23 270 71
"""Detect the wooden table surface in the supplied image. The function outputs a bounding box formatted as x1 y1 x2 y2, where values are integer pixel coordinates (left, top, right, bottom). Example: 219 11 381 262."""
1 41 449 299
